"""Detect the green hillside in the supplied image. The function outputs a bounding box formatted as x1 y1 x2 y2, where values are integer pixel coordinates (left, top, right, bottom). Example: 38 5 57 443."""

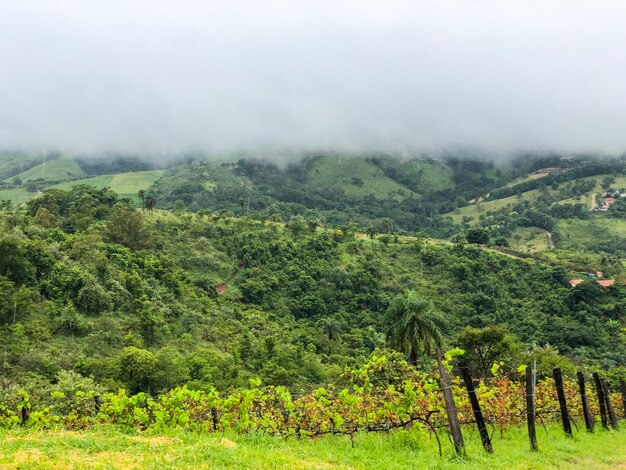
447 189 544 224
0 153 41 181
305 155 418 200
3 157 85 183
0 184 624 400
49 170 163 201
0 187 34 206
447 173 626 224
372 157 456 193
0 158 625 468
49 174 114 191
557 218 626 252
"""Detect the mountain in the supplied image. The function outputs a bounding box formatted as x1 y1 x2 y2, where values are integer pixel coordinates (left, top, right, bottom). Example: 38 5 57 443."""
2 154 626 258
0 181 625 396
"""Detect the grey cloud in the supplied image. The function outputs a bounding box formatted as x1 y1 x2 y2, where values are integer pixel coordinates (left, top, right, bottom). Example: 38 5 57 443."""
1 1 626 157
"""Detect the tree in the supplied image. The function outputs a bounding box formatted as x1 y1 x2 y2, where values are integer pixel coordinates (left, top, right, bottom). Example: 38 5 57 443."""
76 279 112 314
318 317 342 354
378 218 394 234
0 237 35 284
120 347 158 393
386 291 445 365
385 291 464 455
174 200 186 213
287 215 307 237
137 190 146 210
466 227 490 245
106 207 145 250
602 176 616 192
454 326 520 378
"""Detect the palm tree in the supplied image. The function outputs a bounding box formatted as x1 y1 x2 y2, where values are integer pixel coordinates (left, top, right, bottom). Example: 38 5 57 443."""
386 291 465 455
386 291 445 365
137 190 146 210
319 317 342 354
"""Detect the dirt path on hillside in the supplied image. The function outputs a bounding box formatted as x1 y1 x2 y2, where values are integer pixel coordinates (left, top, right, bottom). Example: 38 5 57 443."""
545 230 554 249
589 193 597 211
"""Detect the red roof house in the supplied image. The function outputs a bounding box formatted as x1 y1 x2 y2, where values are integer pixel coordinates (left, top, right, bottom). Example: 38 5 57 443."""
597 280 615 288
569 279 584 287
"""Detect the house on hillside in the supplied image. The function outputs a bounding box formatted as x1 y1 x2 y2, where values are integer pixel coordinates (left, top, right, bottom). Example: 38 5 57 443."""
569 278 615 288
605 197 616 206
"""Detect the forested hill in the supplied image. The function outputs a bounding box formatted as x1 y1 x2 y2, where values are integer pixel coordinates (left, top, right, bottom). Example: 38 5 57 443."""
1 185 624 397
1 153 625 259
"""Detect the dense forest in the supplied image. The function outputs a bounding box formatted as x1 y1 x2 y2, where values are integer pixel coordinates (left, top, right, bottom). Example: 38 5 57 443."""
1 183 624 402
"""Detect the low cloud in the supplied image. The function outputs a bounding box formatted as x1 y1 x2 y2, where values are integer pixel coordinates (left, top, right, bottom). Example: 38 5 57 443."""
1 1 626 158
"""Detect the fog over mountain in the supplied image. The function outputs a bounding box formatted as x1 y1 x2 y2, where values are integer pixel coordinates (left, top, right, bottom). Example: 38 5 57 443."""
1 1 626 157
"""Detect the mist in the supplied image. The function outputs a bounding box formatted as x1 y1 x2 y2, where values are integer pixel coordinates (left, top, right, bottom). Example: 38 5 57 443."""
2 1 626 158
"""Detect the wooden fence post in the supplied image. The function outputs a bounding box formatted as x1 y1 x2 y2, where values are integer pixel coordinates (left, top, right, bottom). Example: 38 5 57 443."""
592 372 608 429
459 363 493 454
601 380 619 430
619 379 626 419
94 395 102 414
211 407 219 432
525 365 538 451
20 406 29 425
436 348 465 456
553 368 572 437
576 372 594 433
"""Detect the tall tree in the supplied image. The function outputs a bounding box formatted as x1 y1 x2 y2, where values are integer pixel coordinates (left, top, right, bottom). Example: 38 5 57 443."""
386 291 444 365
137 190 146 210
386 291 465 455
319 317 342 354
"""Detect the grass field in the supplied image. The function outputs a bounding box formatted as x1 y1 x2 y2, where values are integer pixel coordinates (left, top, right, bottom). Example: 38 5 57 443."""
448 190 543 224
49 175 114 192
3 158 85 183
382 159 455 194
0 424 624 469
34 170 163 202
557 218 626 251
510 227 552 253
306 155 418 200
449 173 626 224
504 171 551 188
0 187 35 206
0 154 40 181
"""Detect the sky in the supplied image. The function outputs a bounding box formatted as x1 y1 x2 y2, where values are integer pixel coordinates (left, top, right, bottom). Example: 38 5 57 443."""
1 1 626 157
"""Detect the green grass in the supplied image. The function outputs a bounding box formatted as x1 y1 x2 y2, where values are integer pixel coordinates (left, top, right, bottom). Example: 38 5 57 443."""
0 424 624 469
510 227 552 253
0 155 39 181
557 218 626 251
108 170 164 194
4 157 85 183
0 170 164 206
49 175 114 191
449 173 626 223
31 170 163 203
383 159 455 193
0 188 35 206
504 170 552 188
306 155 418 201
448 190 543 224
